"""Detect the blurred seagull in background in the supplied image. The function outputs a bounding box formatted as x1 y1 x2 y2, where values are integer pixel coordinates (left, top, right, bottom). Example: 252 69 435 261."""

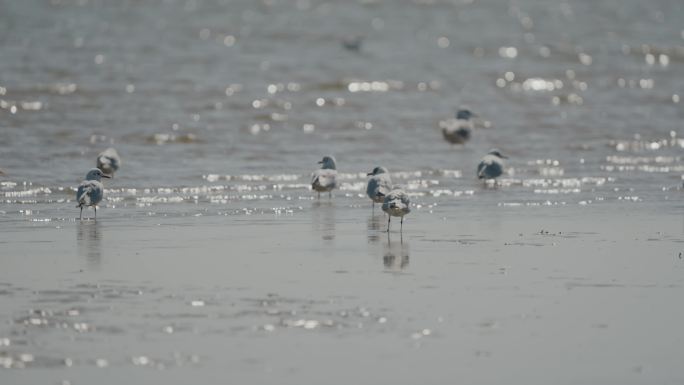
440 107 475 145
366 166 392 210
477 149 507 182
381 187 411 232
311 155 338 199
341 35 363 52
96 147 120 177
76 168 110 220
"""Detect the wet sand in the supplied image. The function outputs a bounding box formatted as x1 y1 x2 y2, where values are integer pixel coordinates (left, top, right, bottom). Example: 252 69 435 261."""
1 203 683 385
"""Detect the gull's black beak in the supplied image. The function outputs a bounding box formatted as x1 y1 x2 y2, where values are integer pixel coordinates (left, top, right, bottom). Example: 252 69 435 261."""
317 161 323 164
377 192 385 197
367 172 373 176
501 155 508 159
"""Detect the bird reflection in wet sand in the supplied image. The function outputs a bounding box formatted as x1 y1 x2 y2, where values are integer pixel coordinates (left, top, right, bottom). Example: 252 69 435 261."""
367 214 384 243
383 234 409 270
77 221 103 268
312 200 336 241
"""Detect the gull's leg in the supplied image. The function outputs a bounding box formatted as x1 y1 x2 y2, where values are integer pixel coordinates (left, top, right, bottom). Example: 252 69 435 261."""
400 216 403 232
79 206 83 220
328 191 331 199
94 206 97 220
386 215 391 232
317 192 320 199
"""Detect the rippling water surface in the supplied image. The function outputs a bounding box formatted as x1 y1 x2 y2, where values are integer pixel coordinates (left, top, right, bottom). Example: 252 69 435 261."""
1 0 683 384
1 0 683 210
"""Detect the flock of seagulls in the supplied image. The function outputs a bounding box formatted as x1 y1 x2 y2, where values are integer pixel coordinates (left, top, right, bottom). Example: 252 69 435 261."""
312 153 505 233
76 109 508 232
365 166 410 232
310 157 411 232
76 148 119 220
305 107 507 232
441 108 508 181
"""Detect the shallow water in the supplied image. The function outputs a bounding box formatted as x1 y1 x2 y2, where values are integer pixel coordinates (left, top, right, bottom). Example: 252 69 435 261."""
1 0 682 216
1 0 684 383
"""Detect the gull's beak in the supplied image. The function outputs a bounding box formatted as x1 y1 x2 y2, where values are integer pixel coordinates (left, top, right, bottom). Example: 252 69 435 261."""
317 161 323 164
500 155 508 159
102 174 112 178
367 172 373 176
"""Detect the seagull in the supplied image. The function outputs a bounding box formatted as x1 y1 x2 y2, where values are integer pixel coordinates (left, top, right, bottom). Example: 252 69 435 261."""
477 149 507 181
381 188 411 232
76 168 110 220
96 148 121 177
341 35 363 52
366 166 392 209
440 108 475 145
311 156 338 198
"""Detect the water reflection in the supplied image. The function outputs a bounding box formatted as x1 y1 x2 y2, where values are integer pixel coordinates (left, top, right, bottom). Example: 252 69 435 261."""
311 200 335 242
77 221 102 268
367 213 384 243
383 234 409 270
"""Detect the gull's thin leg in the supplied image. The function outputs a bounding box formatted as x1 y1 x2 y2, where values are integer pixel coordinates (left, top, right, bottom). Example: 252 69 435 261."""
317 192 320 199
79 206 83 220
372 202 375 213
94 206 97 220
328 191 331 199
400 216 403 232
386 215 391 232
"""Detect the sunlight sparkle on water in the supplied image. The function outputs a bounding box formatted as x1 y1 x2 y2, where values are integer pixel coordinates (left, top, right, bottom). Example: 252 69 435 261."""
498 46 518 58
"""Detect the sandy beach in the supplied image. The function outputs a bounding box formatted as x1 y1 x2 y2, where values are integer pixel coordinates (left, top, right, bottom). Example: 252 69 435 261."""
1 202 683 385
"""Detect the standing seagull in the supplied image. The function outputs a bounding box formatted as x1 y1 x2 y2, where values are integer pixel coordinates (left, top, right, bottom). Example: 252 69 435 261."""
76 168 110 220
440 108 475 145
366 166 392 210
381 188 411 232
96 148 121 177
311 156 338 199
477 149 508 182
